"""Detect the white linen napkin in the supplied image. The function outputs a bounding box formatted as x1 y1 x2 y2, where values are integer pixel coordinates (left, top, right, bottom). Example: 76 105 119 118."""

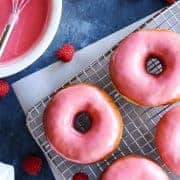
0 162 14 180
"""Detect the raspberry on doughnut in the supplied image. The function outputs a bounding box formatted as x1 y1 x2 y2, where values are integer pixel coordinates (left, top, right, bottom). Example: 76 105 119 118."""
43 83 124 164
101 155 169 180
110 30 180 106
156 106 180 175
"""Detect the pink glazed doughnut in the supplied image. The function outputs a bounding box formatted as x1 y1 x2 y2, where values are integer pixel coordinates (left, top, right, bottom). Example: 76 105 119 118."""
156 106 180 175
110 30 180 106
44 83 124 164
101 155 169 180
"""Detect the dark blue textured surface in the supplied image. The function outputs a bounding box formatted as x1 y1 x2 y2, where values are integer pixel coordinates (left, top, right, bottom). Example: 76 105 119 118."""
0 0 166 179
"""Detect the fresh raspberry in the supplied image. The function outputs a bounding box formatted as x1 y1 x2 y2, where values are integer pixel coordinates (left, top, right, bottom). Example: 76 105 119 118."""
166 0 175 4
56 43 75 62
0 80 9 98
72 172 89 180
22 156 43 176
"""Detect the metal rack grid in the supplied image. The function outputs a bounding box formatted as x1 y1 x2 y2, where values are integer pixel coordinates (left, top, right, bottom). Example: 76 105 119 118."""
26 1 180 180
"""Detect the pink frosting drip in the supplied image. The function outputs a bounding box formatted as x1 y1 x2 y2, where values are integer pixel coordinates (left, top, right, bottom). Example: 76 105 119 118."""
156 106 180 175
110 30 180 106
0 0 49 63
102 155 169 180
44 84 122 164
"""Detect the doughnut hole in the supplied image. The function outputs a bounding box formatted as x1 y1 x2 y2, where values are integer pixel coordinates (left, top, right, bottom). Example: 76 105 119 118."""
146 57 164 75
73 112 92 133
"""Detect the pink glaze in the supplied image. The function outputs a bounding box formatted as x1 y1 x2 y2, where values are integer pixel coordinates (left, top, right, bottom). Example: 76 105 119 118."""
0 0 49 63
102 155 169 180
110 30 180 106
156 106 180 175
44 84 123 164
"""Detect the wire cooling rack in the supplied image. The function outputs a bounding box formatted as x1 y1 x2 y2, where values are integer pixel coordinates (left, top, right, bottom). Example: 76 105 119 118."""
26 1 180 180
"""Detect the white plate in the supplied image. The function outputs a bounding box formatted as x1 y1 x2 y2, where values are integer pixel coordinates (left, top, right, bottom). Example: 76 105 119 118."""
0 0 62 78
